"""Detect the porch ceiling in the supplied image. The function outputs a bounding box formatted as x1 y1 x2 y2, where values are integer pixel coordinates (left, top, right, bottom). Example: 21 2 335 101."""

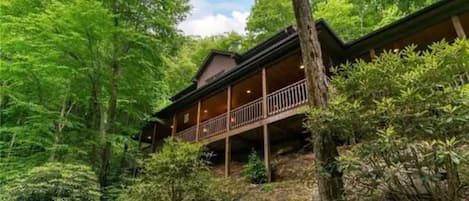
266 53 304 94
231 73 262 109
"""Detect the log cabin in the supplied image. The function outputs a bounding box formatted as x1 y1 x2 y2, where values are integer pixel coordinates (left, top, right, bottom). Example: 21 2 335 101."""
138 0 469 178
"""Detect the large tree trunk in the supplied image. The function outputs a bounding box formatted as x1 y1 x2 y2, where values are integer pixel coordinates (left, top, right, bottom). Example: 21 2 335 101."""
99 0 122 190
291 0 344 200
99 61 119 187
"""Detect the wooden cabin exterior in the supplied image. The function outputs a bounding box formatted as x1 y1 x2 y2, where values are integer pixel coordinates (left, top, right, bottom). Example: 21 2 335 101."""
139 0 469 178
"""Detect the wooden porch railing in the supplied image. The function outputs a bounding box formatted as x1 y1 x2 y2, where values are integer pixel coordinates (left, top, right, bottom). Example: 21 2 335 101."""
176 125 196 142
230 97 263 129
199 113 227 139
267 79 307 115
173 79 308 142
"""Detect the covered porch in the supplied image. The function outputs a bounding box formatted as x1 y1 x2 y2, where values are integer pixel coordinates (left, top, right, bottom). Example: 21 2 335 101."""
172 52 307 144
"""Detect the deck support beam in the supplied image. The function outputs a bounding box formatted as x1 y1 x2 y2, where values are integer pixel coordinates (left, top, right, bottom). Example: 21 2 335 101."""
137 131 143 149
224 86 233 177
195 101 201 141
262 66 272 182
225 136 231 177
151 123 157 152
171 115 177 137
263 124 271 182
452 16 466 38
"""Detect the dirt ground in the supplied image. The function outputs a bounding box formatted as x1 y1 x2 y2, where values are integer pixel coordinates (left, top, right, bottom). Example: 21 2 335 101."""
212 152 319 201
211 148 469 201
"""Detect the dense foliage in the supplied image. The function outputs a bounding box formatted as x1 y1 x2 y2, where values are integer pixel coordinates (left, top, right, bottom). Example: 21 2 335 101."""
1 163 101 201
0 0 189 199
245 0 438 45
1 0 463 200
307 40 469 200
118 138 235 201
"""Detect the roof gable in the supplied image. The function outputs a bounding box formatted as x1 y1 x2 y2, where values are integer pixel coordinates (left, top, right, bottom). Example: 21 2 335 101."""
194 50 240 88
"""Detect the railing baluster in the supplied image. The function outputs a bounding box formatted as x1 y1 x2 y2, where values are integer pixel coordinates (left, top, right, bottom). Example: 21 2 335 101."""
265 79 307 116
293 85 299 106
198 113 228 139
176 125 196 142
229 98 263 129
280 91 283 111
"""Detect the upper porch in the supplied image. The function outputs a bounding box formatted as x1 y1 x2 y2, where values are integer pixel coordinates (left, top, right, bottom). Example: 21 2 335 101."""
162 52 311 145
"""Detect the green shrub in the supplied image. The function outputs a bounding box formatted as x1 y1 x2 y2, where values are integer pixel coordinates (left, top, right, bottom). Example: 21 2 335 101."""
307 39 469 201
118 138 236 201
0 163 101 201
242 149 268 184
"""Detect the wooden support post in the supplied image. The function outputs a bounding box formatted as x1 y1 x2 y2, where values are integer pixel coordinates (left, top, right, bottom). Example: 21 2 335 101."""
225 136 231 177
151 123 157 152
137 131 143 149
133 130 144 177
261 68 268 118
171 114 177 137
195 101 201 142
226 86 231 131
369 49 376 60
452 16 466 38
262 68 271 182
263 124 271 182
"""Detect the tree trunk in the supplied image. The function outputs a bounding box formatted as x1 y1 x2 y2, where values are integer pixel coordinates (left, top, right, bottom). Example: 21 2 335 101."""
50 95 74 162
89 76 101 129
291 0 344 200
49 96 67 162
107 61 120 134
99 0 121 190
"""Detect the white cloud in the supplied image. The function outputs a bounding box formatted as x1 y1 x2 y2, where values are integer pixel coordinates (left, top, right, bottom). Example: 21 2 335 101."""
177 0 251 37
178 11 249 37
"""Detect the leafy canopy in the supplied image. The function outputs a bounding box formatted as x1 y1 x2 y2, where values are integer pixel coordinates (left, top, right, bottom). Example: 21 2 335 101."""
0 0 190 198
1 163 101 201
245 0 438 45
